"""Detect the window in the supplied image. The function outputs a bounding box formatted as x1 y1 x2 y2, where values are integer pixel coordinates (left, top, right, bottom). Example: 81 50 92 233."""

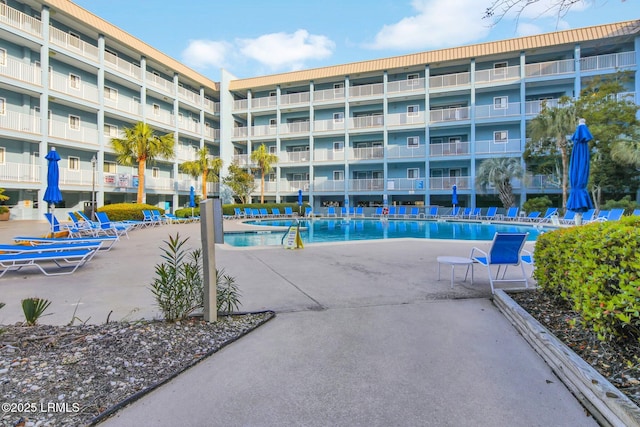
430 137 443 144
0 147 5 165
494 130 508 143
152 104 160 115
68 156 80 170
104 86 118 101
407 168 419 179
333 112 344 123
69 115 80 130
494 96 508 109
0 48 6 66
152 167 159 178
268 145 277 154
267 173 276 182
0 98 5 115
333 170 344 181
69 73 81 89
333 141 344 151
407 136 419 147
104 124 118 137
269 91 276 97
104 161 117 173
269 118 277 128
407 105 419 116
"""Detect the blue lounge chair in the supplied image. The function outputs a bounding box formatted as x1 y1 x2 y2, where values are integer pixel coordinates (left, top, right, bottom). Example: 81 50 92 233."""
284 207 294 217
244 208 254 218
44 213 84 237
327 206 337 217
408 207 423 218
259 208 270 218
461 207 472 218
372 207 383 217
482 206 498 220
538 207 558 223
271 208 282 217
95 212 133 239
560 210 576 224
426 206 439 219
465 232 529 294
355 207 363 217
503 207 519 221
523 211 541 222
0 243 101 278
164 213 190 224
633 209 640 216
470 208 482 219
443 206 460 218
341 206 348 217
14 235 118 251
580 209 596 223
396 206 407 218
251 208 261 218
603 208 624 221
388 206 397 217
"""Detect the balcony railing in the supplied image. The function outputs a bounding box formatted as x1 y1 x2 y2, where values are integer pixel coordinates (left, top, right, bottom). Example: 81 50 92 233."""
429 141 470 157
49 26 99 62
314 118 345 133
251 124 277 138
281 92 310 106
475 139 521 154
232 154 249 166
349 178 385 191
475 101 520 119
251 96 276 109
280 121 310 134
525 58 574 77
0 55 41 85
350 83 384 98
387 144 426 159
580 51 636 71
386 111 426 127
253 179 277 193
178 119 200 134
429 107 470 122
104 51 142 79
475 65 520 84
350 115 384 129
204 99 220 113
350 146 384 160
313 149 345 162
58 167 95 185
104 96 142 116
204 126 219 140
429 71 470 89
233 99 248 111
0 111 41 134
387 78 425 94
384 178 426 191
281 180 309 192
49 119 98 143
429 176 470 190
146 71 175 95
313 179 345 192
178 86 201 105
145 176 175 191
281 151 310 163
527 174 560 189
0 161 40 183
0 3 42 37
524 99 560 115
313 87 345 103
49 71 99 103
233 126 248 138
176 145 198 161
146 107 174 126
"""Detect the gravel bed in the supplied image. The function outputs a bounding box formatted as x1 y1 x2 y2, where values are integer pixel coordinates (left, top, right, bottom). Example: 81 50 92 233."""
0 312 273 427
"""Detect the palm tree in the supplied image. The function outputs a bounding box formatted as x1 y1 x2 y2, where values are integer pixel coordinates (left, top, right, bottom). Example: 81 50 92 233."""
250 144 278 203
526 101 576 209
475 157 524 208
179 147 223 200
111 122 175 204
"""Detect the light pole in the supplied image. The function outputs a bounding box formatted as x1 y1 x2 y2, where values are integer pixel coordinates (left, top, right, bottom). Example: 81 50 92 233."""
91 154 96 220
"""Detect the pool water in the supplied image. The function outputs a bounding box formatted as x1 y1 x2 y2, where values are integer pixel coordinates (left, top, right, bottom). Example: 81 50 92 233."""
224 219 547 247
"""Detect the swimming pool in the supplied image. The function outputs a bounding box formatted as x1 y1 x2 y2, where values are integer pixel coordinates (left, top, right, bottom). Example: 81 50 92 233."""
224 219 549 247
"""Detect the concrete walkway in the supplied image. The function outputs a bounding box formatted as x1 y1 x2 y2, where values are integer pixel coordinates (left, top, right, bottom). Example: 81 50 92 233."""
0 219 596 426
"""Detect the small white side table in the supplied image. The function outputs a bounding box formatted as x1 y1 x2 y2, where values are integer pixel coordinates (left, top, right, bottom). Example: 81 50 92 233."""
437 256 474 288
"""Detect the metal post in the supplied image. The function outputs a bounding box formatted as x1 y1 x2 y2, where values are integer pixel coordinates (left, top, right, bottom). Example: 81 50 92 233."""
91 154 97 220
200 199 217 322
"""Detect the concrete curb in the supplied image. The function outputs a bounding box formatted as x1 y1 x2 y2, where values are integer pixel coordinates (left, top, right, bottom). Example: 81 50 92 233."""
493 289 640 427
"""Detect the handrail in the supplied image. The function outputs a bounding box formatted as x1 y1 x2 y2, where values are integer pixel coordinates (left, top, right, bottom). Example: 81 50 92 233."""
281 218 300 246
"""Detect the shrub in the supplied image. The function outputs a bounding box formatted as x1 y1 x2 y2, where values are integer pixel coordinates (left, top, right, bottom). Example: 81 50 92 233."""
22 297 52 326
533 216 640 341
600 195 638 214
217 269 241 314
98 203 165 222
523 196 552 215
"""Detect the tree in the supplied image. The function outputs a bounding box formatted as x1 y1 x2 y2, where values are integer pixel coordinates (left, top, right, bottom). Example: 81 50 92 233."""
111 122 175 204
483 1 624 23
525 98 576 209
179 147 223 200
475 157 524 208
250 144 278 204
223 162 255 204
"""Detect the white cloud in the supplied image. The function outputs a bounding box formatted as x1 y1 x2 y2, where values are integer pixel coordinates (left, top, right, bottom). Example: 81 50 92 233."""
516 22 543 37
237 30 335 71
181 39 231 70
366 0 494 50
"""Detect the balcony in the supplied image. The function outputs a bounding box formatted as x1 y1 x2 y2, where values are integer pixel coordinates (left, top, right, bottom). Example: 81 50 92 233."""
527 174 560 189
524 99 560 116
177 119 200 134
525 58 574 78
253 179 277 193
280 121 310 135
0 3 42 38
350 115 384 129
313 87 345 103
0 56 41 86
350 83 384 98
233 126 248 138
50 71 99 104
429 107 470 123
350 146 384 160
0 161 40 183
49 26 99 62
280 179 309 192
429 71 470 89
475 101 521 120
281 151 310 163
145 176 175 191
387 78 425 94
313 118 345 133
104 96 142 116
58 167 94 186
233 99 248 111
384 178 426 192
349 178 385 191
251 124 277 138
475 65 520 84
49 119 98 143
204 99 220 113
475 139 521 155
0 111 41 134
581 51 636 71
176 145 198 162
232 154 249 166
429 141 470 157
251 96 276 109
178 86 201 105
313 148 345 162
204 126 219 140
104 51 142 80
386 111 426 127
146 107 175 127
313 179 345 192
387 144 426 159
429 176 470 190
146 71 175 95
280 92 310 107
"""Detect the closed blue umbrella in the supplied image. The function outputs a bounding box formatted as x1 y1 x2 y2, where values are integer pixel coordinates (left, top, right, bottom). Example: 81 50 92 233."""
189 186 195 218
567 119 594 213
44 148 63 210
451 184 458 208
298 189 303 215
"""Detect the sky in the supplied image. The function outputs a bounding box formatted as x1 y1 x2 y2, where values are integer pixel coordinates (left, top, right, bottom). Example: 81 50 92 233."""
71 0 635 82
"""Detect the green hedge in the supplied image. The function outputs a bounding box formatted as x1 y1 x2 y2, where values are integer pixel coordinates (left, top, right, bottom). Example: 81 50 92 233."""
97 203 164 221
223 203 311 216
533 216 640 341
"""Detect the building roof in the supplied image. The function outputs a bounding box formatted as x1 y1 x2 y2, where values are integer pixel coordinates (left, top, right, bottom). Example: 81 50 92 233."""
46 0 219 92
229 19 640 92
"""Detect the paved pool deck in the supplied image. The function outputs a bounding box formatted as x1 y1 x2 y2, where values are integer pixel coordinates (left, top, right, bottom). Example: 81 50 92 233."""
0 218 596 426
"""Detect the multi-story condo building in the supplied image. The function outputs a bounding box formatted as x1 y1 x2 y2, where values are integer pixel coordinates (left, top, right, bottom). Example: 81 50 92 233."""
1 0 639 219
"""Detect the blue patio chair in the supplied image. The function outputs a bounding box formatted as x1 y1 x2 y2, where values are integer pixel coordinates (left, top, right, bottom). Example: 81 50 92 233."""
234 207 245 218
259 208 270 218
45 213 84 238
523 211 541 222
461 207 472 218
408 207 423 218
581 209 596 223
560 210 576 224
388 206 397 217
251 208 261 218
95 211 133 239
244 208 253 218
603 208 624 221
355 206 364 217
284 207 294 217
0 244 101 277
470 207 482 219
443 206 460 218
503 207 519 221
271 208 282 217
465 232 529 294
372 207 383 217
633 209 640 216
538 207 558 223
396 206 407 218
305 206 313 217
341 206 349 216
327 206 337 217
426 206 439 218
482 206 498 220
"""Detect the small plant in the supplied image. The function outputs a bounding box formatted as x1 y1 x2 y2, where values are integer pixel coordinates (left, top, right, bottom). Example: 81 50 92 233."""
217 268 242 314
22 297 52 326
0 188 9 214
